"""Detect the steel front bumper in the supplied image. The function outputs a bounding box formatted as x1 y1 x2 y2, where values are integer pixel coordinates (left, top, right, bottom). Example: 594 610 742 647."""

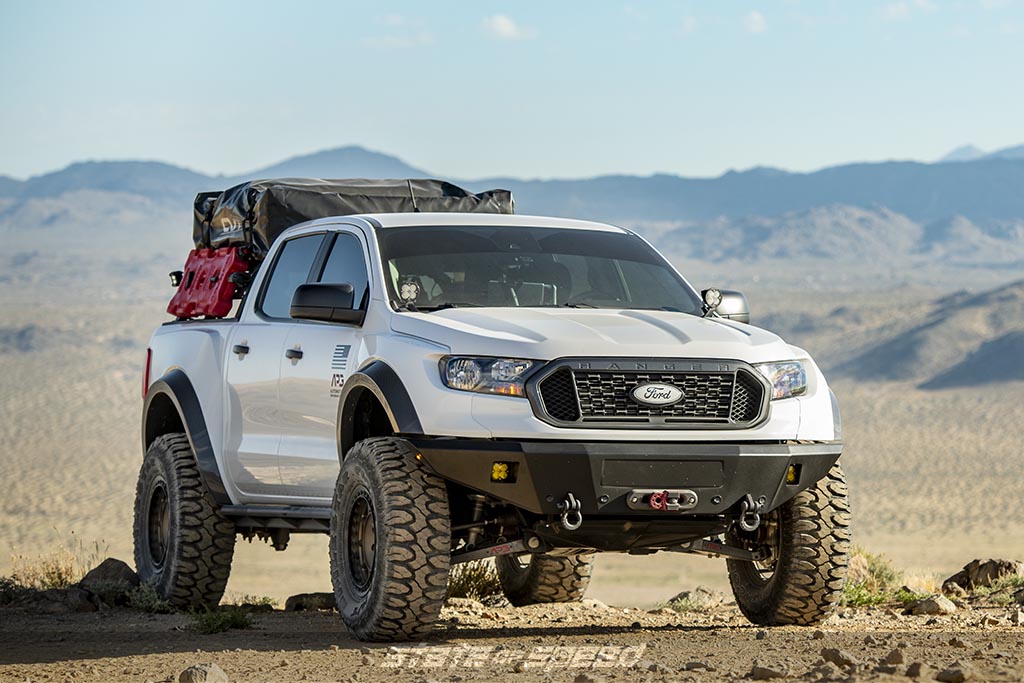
409 438 842 517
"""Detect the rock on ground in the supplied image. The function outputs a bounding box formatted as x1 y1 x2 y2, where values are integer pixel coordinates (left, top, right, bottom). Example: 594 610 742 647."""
667 585 728 608
284 593 336 612
906 594 957 615
78 557 140 606
178 662 228 683
78 558 140 590
943 558 1024 591
820 647 858 668
748 663 788 679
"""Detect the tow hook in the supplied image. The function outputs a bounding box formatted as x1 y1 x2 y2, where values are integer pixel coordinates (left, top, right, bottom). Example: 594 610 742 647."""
557 492 583 531
738 493 764 532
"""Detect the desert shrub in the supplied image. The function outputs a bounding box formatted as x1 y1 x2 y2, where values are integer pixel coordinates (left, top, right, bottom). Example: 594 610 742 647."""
857 548 902 593
842 547 903 607
842 582 889 607
127 580 175 614
970 574 1024 605
664 597 706 613
225 593 277 610
9 535 108 590
189 606 252 634
892 587 924 608
446 559 502 601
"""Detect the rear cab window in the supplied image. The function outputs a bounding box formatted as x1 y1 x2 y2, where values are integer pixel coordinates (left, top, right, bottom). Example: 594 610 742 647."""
258 234 324 319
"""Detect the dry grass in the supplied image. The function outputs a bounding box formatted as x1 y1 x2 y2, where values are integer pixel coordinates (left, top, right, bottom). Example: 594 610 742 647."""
446 559 502 601
9 534 108 590
970 574 1024 605
223 592 278 609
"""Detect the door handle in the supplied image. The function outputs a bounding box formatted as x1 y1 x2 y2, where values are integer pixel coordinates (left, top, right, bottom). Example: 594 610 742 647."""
232 344 250 356
285 348 304 360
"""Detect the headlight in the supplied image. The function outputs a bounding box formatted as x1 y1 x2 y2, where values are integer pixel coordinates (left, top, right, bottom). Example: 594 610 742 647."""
440 356 537 397
755 361 808 400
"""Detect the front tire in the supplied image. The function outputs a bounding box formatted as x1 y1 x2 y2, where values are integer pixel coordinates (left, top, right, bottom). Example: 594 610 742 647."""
726 463 851 625
330 437 451 641
132 434 235 610
495 553 595 606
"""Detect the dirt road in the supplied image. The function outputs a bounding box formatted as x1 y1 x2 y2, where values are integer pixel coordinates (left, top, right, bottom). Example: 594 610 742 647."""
2 599 1022 683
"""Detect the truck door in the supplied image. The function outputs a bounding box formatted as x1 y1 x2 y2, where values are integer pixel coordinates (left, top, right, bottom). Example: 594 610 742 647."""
277 230 370 501
223 232 326 500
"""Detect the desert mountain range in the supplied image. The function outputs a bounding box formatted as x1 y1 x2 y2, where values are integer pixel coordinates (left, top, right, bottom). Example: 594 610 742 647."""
0 145 1021 390
1 144 1022 283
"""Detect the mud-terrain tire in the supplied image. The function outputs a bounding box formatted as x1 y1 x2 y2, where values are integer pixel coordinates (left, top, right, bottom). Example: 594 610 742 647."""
330 437 451 642
495 553 595 606
132 433 235 610
726 463 851 626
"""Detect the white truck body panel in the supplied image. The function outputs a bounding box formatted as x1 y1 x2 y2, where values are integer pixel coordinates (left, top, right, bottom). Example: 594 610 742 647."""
147 214 839 507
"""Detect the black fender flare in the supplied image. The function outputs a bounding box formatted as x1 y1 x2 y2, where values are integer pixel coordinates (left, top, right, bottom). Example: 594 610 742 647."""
142 369 231 506
337 360 423 460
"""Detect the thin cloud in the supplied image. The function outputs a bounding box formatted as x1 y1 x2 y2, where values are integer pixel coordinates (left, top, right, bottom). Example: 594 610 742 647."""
882 0 936 21
743 10 767 34
482 14 538 41
679 15 697 35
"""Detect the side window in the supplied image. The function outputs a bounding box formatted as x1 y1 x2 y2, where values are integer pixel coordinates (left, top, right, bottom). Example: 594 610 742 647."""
260 234 324 318
319 233 369 307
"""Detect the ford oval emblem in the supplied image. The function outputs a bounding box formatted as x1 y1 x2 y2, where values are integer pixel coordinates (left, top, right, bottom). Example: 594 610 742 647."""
631 382 684 406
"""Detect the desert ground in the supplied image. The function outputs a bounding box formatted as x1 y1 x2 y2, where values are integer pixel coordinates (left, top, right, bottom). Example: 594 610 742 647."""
3 593 1024 682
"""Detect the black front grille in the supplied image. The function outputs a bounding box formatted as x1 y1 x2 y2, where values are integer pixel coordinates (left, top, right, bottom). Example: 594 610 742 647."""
538 367 580 422
534 361 766 428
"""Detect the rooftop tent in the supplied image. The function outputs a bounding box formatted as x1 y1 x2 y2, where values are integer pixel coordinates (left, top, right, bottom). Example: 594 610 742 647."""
192 178 514 259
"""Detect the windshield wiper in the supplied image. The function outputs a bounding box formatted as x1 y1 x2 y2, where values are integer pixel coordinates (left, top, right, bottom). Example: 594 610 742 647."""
423 302 483 311
561 302 599 309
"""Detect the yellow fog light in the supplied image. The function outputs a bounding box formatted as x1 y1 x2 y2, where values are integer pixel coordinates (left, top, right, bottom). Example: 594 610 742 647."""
786 464 800 485
490 461 517 483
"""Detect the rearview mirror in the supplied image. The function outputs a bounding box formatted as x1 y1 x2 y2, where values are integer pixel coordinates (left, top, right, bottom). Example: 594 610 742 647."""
701 288 750 324
290 283 365 325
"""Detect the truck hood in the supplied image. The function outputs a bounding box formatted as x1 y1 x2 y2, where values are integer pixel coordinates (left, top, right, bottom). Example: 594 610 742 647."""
389 307 798 363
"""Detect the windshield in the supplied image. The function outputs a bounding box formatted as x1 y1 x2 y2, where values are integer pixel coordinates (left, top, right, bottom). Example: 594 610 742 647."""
376 226 703 314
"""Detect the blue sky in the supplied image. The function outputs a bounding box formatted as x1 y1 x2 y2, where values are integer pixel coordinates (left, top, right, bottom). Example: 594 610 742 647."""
1 1 1021 180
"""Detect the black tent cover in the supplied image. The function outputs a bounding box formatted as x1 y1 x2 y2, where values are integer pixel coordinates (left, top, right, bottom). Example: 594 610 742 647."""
193 178 514 258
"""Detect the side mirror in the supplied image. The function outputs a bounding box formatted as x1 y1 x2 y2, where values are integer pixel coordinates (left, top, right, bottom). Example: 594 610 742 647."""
701 288 750 324
290 283 365 325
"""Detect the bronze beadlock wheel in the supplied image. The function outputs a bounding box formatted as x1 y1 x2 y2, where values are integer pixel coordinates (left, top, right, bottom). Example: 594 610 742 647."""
330 437 451 642
132 433 236 610
726 463 851 626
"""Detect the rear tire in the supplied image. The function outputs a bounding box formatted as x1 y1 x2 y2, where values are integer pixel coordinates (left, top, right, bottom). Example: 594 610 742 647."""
330 437 451 641
726 463 851 625
495 553 595 606
132 433 235 610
